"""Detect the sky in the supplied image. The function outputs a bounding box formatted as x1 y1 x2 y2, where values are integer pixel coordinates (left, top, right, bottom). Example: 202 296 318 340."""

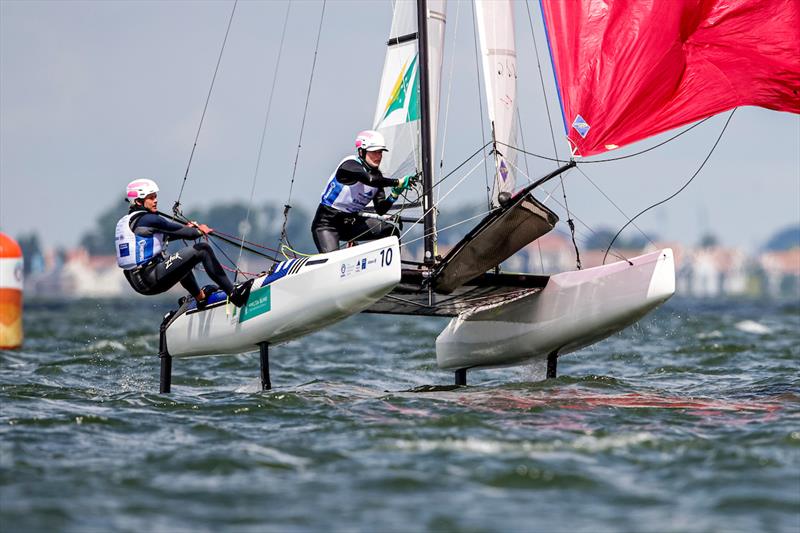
1 0 798 253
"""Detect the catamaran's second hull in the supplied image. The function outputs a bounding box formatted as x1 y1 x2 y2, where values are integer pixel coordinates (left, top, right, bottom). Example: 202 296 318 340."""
436 248 675 371
165 237 401 358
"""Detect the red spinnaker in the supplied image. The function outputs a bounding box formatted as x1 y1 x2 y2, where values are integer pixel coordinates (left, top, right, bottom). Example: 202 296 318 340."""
540 0 800 157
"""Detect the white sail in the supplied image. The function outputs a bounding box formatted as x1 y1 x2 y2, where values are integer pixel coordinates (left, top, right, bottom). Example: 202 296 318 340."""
373 0 446 180
475 0 518 204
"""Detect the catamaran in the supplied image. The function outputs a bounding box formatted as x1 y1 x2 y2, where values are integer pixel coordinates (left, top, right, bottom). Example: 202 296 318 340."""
156 0 799 392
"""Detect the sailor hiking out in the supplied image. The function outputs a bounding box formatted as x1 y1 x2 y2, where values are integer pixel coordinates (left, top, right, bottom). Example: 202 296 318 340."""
115 178 250 308
311 130 415 253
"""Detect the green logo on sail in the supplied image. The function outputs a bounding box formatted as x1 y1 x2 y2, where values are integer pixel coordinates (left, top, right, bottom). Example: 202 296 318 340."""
381 54 420 123
239 285 271 323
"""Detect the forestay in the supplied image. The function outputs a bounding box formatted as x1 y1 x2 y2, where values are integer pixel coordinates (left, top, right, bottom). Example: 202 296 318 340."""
373 0 446 180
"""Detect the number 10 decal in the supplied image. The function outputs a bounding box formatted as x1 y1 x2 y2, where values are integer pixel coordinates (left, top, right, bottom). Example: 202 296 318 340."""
380 248 393 267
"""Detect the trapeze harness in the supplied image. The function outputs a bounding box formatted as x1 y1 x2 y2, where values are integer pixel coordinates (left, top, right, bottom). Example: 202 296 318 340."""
312 156 400 253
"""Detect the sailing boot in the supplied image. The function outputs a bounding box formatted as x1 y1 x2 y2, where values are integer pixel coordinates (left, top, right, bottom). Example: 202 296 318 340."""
228 279 254 307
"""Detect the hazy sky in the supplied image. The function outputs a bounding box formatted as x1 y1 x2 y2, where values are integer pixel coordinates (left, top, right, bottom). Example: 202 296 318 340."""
1 0 798 252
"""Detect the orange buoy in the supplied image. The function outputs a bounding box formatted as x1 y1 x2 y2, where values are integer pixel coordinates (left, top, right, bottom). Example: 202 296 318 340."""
0 232 23 349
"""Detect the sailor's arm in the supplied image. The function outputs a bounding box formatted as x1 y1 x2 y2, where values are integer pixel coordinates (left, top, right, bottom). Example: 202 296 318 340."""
335 159 398 188
133 213 207 239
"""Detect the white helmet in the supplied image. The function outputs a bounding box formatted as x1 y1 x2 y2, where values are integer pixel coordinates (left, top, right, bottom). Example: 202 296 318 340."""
126 178 159 203
355 130 388 153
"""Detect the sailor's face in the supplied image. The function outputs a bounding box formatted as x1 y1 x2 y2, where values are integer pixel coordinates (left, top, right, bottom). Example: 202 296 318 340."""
143 193 158 213
365 150 383 168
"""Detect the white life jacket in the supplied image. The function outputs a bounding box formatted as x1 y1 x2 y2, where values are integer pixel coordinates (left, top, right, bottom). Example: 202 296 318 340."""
319 156 379 214
115 212 164 269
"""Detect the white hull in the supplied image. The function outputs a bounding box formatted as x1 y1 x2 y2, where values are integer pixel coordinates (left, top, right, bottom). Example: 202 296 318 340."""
165 237 401 358
436 248 675 370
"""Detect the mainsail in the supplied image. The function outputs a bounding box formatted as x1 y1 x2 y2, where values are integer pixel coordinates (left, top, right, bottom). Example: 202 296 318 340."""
475 0 518 204
373 0 446 179
541 0 800 157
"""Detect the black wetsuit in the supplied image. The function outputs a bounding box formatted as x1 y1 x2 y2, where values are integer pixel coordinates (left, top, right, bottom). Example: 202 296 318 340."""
311 158 401 253
123 208 234 298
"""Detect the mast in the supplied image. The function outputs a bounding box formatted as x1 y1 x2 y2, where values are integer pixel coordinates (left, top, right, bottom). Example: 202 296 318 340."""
416 0 436 266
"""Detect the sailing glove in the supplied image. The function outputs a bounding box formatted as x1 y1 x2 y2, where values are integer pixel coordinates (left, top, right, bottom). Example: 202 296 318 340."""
391 174 415 198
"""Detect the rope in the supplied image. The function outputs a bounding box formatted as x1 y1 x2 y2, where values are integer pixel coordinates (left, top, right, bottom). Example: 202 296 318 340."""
524 0 562 165
602 109 737 264
234 0 291 281
497 116 713 164
174 1 238 211
280 0 327 248
503 157 630 264
575 165 656 249
437 0 461 190
400 155 488 242
516 106 545 273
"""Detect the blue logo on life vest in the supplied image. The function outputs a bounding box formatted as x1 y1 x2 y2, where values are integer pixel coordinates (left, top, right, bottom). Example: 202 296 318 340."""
361 258 366 270
119 243 130 257
572 114 590 138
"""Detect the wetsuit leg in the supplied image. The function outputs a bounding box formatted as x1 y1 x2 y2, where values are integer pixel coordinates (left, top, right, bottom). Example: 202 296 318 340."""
342 217 399 243
312 204 343 253
144 243 234 296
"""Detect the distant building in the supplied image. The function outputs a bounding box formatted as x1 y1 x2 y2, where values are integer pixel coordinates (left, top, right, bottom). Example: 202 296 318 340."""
677 246 750 298
758 248 800 299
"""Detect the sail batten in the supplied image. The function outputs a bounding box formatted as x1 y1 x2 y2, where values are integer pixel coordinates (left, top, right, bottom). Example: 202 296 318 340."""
541 0 800 157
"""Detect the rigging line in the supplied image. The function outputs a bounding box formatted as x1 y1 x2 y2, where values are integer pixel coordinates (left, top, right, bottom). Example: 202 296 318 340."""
205 232 251 279
156 210 281 261
400 155 488 241
497 116 713 164
175 0 238 209
400 208 492 247
211 228 282 255
603 108 737 264
524 0 561 165
280 0 327 247
557 165 580 269
431 140 492 190
516 105 545 274
575 165 657 248
503 158 630 263
234 0 292 281
470 0 491 209
437 0 461 186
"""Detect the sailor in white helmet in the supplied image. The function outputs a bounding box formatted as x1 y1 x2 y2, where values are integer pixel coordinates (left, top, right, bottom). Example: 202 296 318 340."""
311 130 416 253
115 178 251 308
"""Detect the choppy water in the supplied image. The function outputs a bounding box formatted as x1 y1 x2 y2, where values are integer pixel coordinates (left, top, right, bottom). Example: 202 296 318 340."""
1 297 799 532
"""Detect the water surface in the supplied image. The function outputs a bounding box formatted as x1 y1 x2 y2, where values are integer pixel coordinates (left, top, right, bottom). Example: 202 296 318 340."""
1 297 798 532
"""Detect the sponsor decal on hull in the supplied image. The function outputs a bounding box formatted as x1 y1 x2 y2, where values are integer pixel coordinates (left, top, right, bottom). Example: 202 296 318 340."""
339 247 393 279
239 285 271 323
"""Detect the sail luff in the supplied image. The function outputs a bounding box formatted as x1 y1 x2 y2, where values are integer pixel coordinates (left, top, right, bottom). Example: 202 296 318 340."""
474 0 518 204
540 0 800 157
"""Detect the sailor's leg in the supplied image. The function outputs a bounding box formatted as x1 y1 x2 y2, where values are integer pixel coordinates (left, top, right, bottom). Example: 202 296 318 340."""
311 207 342 253
178 272 201 298
346 217 398 243
192 242 234 295
259 342 271 391
154 244 233 296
